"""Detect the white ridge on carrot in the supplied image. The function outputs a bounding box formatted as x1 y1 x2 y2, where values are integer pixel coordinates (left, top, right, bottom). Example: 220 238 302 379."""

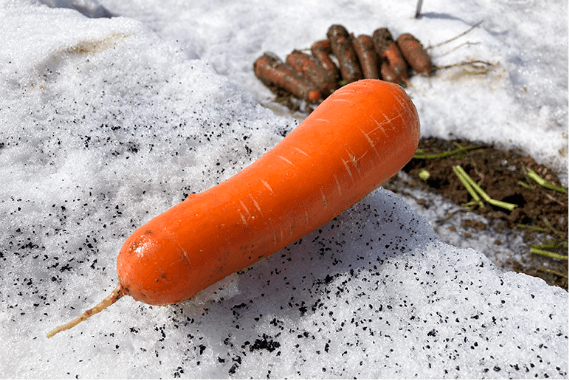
47 79 420 338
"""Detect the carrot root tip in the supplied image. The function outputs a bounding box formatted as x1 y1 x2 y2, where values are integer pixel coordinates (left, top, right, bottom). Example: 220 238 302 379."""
46 284 124 338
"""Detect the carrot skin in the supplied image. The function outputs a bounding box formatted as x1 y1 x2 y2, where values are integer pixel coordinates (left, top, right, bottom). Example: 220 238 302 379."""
117 79 420 306
352 34 380 79
326 25 363 83
286 50 337 97
397 33 432 77
311 39 340 81
372 28 409 82
254 52 321 102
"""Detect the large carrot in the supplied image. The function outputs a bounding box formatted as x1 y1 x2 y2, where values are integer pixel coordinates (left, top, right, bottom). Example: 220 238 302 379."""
46 79 420 338
286 50 336 97
254 52 321 102
352 34 380 79
311 39 340 81
372 28 409 83
326 25 363 83
396 33 432 77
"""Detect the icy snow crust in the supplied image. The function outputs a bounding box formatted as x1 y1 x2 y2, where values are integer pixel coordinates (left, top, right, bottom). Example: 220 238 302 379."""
0 1 567 378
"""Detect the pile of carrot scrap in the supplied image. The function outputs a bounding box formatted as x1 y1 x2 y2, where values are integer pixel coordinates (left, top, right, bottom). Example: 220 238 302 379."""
254 24 431 109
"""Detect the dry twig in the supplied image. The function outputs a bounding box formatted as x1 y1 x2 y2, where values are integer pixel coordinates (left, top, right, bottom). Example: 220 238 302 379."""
428 20 484 50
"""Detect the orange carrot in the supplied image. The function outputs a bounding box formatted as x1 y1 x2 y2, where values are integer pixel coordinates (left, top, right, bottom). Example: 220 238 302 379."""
352 34 380 79
326 25 363 83
372 28 409 83
46 79 420 337
311 39 340 81
286 50 337 97
397 33 432 77
254 52 321 102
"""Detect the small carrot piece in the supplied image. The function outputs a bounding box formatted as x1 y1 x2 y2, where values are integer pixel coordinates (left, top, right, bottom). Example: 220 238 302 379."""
47 79 420 337
254 52 321 103
286 50 337 97
380 61 399 83
326 25 363 84
397 33 432 77
352 34 380 79
311 39 340 81
372 28 409 83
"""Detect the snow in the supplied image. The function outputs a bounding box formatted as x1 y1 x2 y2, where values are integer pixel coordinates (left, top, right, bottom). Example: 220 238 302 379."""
0 0 567 378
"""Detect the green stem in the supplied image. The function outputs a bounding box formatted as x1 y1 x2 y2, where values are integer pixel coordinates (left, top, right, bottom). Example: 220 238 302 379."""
542 217 566 238
533 243 569 250
413 145 482 159
462 200 479 208
516 224 550 233
517 181 533 190
530 247 568 261
454 165 517 211
526 168 567 194
537 268 568 278
453 166 484 208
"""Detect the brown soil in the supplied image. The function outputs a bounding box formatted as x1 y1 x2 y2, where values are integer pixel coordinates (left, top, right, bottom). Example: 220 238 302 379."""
386 138 568 289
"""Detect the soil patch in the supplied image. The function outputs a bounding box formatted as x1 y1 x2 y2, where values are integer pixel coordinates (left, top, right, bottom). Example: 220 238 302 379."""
386 138 567 289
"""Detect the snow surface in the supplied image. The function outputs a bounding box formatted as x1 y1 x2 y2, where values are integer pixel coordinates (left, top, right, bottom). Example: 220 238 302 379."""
0 0 567 378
